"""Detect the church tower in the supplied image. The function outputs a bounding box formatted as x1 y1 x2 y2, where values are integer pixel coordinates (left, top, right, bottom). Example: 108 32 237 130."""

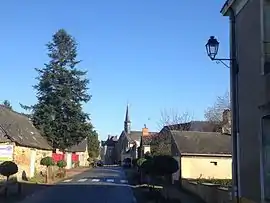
124 104 131 134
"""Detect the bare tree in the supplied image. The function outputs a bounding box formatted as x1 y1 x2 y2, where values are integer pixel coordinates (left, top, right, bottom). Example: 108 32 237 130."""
157 108 193 131
151 109 193 156
204 91 230 123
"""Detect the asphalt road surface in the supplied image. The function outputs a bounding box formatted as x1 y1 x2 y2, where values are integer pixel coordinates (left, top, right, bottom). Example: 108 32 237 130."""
20 166 136 203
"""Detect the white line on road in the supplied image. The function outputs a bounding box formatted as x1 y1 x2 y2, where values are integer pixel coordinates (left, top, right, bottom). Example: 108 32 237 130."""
91 179 100 182
77 178 88 182
120 180 128 183
62 179 72 182
106 179 114 182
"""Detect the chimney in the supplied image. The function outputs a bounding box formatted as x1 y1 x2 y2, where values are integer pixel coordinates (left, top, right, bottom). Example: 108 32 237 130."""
222 109 231 135
222 109 231 124
142 124 149 136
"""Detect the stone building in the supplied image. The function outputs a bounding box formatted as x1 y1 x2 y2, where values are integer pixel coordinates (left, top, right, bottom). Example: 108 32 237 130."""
0 105 52 180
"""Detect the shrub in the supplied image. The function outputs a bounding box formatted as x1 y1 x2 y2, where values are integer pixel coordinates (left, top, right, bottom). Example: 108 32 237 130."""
57 160 67 168
195 178 232 187
73 161 79 168
140 155 179 177
124 158 131 164
132 158 138 167
152 155 179 176
144 152 152 159
0 161 18 179
137 158 147 168
141 158 154 175
40 156 55 167
87 157 93 163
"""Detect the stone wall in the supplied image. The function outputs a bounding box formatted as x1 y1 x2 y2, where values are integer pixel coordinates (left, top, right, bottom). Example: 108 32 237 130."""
13 145 52 180
182 179 232 203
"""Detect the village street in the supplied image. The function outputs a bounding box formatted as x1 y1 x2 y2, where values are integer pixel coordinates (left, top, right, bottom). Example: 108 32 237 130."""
19 167 135 203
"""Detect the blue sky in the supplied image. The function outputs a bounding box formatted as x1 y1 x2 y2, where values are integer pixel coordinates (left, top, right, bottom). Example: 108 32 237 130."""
0 0 230 140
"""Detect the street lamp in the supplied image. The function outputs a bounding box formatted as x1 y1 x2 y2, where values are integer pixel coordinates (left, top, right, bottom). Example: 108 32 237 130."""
205 34 240 203
205 36 232 68
205 36 219 60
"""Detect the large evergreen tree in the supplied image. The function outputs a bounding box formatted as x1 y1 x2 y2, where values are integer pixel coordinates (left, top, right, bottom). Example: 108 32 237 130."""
32 29 92 151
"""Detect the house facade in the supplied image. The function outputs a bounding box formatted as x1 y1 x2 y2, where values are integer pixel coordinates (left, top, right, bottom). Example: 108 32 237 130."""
170 130 232 183
221 0 269 202
66 138 89 168
0 105 52 180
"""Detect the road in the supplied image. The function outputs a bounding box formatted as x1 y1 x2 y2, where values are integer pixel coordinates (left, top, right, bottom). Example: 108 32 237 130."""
20 166 136 203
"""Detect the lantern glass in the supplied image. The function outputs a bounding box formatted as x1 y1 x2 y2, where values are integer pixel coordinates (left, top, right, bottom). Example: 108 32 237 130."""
205 36 219 60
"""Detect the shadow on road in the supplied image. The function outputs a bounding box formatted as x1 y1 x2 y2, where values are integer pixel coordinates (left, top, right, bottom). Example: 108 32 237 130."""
0 182 50 203
0 180 134 203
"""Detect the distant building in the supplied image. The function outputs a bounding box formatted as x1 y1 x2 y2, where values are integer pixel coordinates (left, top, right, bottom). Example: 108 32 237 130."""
100 135 118 164
115 105 156 164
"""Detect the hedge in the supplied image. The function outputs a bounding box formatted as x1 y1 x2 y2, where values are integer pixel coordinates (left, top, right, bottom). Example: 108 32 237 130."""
193 178 232 187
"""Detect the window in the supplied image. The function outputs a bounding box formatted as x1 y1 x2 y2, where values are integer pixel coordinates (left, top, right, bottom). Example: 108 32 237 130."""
210 161 218 166
264 0 270 74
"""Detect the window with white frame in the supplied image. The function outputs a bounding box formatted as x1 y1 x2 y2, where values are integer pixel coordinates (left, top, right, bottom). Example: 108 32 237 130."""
264 0 270 74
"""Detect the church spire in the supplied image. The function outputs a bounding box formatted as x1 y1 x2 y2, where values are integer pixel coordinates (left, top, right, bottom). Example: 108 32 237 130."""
125 104 130 123
124 104 131 134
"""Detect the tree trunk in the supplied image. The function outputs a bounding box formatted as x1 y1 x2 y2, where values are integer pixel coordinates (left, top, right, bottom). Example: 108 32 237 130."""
4 176 9 197
45 167 48 183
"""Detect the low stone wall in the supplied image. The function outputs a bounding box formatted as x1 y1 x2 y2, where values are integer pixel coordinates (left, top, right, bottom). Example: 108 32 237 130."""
182 179 232 203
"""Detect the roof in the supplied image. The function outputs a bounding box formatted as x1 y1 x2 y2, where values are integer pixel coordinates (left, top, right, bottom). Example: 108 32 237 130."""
0 105 52 150
67 138 87 152
220 0 237 16
141 132 158 145
126 131 142 142
166 121 220 132
171 130 231 155
103 136 118 147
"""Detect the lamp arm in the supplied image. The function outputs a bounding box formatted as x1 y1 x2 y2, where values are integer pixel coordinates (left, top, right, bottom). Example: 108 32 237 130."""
215 60 230 68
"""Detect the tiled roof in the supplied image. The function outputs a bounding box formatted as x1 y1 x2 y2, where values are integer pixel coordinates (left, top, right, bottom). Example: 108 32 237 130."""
166 121 221 132
0 105 52 150
104 136 118 147
171 130 231 155
67 138 87 152
126 131 142 142
126 131 157 144
142 132 158 145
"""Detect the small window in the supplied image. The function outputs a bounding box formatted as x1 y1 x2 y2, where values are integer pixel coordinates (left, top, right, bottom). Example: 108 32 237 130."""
210 161 217 166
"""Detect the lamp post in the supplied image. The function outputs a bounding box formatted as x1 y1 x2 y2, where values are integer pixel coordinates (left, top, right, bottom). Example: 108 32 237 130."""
205 35 240 203
205 36 232 68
